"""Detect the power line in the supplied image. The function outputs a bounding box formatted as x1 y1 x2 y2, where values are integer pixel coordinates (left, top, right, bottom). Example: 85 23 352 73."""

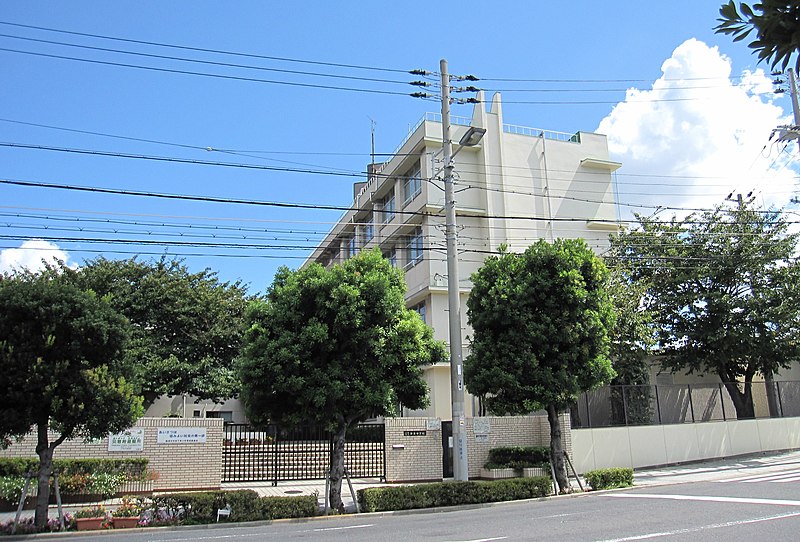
0 47 414 97
0 21 412 75
0 33 413 86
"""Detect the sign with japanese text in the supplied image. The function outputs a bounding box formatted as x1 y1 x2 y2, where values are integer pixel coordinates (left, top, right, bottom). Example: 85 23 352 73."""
108 429 144 451
157 427 207 444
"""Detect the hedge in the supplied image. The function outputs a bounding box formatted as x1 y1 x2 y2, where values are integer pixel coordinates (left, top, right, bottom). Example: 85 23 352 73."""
151 490 318 523
357 477 552 513
0 458 148 479
0 458 150 503
483 446 550 470
584 468 634 490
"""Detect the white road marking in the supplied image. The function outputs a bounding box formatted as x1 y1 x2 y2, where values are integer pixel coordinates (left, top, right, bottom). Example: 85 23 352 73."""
443 538 507 542
297 523 374 532
607 493 800 507
717 470 800 483
594 511 800 542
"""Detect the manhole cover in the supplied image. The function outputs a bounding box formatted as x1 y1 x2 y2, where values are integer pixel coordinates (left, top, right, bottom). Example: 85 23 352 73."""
284 490 303 494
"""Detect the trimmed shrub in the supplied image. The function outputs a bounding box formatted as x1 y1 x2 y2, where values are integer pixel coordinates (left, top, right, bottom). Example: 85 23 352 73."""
0 458 148 479
261 495 318 519
483 446 550 470
584 468 634 490
150 490 316 523
357 477 551 513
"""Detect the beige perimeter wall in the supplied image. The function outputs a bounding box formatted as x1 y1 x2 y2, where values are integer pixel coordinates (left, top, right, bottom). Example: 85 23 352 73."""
0 418 223 492
573 417 800 474
385 413 571 482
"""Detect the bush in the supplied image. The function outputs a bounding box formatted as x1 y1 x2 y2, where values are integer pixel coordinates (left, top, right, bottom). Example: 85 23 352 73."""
357 477 552 513
0 458 148 479
0 476 27 504
483 446 550 470
150 490 316 523
584 468 634 490
261 494 318 519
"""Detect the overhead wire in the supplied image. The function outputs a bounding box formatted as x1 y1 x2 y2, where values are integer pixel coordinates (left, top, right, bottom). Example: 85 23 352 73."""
0 21 412 74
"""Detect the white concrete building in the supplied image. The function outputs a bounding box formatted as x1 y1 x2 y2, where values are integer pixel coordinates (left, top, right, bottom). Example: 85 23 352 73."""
308 92 621 419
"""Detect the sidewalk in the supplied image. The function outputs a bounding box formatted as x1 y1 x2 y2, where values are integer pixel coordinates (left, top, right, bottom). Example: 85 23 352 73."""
5 449 800 523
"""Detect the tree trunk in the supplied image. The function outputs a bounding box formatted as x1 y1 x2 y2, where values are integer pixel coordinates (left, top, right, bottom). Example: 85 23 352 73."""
34 423 53 529
328 421 348 513
722 380 755 419
547 404 569 494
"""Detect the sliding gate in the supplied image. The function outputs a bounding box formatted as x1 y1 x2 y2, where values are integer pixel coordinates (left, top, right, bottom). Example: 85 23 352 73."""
222 423 385 483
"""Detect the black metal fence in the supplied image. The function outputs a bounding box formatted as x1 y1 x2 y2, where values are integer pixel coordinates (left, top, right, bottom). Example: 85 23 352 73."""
571 380 800 429
221 423 385 483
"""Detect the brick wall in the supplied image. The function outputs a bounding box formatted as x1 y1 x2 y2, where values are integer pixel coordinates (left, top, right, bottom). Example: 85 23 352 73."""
384 418 443 482
384 413 572 482
0 418 223 492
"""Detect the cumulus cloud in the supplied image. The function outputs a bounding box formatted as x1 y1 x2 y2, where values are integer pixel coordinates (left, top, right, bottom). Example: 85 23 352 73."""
0 240 75 275
597 38 798 217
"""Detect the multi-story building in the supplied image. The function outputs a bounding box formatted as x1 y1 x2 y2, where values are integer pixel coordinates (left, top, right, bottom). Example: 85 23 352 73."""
305 92 621 419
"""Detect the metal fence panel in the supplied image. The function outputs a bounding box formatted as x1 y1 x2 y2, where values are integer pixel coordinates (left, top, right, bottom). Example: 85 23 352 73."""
222 423 385 483
572 381 800 429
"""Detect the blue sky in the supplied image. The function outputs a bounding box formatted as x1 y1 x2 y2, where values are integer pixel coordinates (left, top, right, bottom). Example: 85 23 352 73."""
1 1 797 292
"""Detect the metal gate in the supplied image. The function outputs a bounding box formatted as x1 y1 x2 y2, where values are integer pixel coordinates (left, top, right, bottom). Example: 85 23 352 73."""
222 423 385 483
442 421 453 478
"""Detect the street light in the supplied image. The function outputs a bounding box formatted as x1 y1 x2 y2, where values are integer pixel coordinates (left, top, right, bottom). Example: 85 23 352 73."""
440 59 485 481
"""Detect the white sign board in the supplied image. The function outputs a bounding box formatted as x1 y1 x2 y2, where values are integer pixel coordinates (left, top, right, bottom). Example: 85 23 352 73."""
108 429 144 452
473 418 491 435
426 419 441 431
157 427 207 444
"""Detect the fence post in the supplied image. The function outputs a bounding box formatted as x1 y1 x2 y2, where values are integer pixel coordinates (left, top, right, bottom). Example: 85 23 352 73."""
688 384 696 423
622 386 629 426
585 393 592 428
654 385 662 424
719 383 726 421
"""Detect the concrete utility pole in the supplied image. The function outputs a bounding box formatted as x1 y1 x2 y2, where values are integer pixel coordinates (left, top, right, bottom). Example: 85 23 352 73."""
440 58 469 481
789 68 800 127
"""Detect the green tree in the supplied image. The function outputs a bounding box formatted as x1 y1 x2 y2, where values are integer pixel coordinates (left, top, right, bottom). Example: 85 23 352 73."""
607 267 657 425
238 249 446 511
74 257 249 407
0 271 143 528
715 1 800 72
608 204 800 418
465 239 616 492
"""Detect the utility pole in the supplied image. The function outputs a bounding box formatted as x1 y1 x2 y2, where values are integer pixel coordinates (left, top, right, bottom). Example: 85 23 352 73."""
772 68 800 149
440 58 469 481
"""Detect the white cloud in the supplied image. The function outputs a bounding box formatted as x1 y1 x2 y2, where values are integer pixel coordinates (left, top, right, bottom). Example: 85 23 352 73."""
597 38 798 217
0 240 75 275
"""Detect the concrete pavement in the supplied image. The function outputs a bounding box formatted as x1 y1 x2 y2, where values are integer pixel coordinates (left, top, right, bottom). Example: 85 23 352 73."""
4 449 800 523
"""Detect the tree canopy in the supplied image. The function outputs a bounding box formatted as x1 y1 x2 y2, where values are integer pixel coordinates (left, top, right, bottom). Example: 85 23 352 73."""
238 249 446 511
0 270 143 527
74 257 249 407
464 239 615 492
608 203 800 418
715 1 800 72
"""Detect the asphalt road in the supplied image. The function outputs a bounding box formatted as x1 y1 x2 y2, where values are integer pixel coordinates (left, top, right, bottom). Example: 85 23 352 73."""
25 460 800 541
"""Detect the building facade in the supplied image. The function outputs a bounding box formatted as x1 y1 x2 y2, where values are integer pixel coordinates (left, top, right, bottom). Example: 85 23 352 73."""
306 92 621 419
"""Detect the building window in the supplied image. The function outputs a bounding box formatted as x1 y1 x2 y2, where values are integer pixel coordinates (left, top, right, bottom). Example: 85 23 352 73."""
386 247 397 268
412 301 427 323
383 192 396 224
206 411 233 423
402 163 422 205
363 216 374 244
406 228 423 268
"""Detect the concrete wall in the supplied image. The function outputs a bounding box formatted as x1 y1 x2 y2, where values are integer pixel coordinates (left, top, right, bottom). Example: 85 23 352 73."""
384 413 571 482
0 418 224 492
573 417 800 474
